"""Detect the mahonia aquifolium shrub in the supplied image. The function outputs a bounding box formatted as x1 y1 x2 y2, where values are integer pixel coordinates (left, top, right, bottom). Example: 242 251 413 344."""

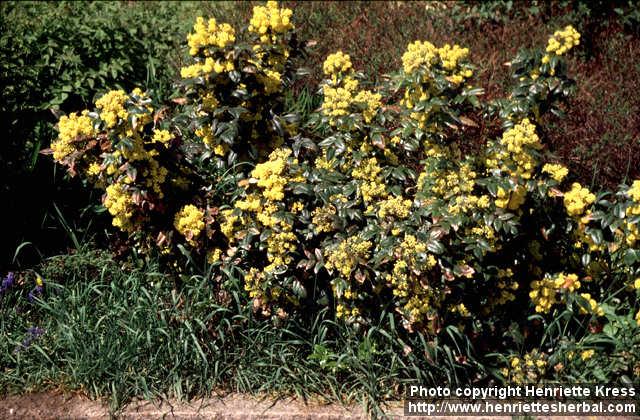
50 4 640 383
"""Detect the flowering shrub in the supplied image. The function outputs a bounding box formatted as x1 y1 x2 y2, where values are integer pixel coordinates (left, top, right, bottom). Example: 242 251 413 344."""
50 2 640 383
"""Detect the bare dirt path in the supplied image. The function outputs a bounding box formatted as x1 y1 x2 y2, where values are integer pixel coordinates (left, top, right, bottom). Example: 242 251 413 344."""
0 392 506 419
1 392 636 419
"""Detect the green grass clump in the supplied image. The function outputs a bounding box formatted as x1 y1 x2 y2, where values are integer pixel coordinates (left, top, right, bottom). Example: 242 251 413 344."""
1 248 487 415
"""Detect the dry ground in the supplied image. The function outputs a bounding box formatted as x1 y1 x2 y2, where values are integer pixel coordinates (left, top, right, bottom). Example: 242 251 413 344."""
1 392 638 419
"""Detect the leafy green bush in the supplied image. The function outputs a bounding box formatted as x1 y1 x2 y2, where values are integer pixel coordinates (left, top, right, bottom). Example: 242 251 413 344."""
0 1 210 269
47 1 640 388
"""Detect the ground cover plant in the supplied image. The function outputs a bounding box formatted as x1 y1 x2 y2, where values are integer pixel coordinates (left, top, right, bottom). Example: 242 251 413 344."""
2 1 640 417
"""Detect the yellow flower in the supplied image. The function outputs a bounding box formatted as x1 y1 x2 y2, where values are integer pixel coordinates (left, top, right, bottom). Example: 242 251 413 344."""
151 129 172 146
628 180 640 201
207 248 223 263
580 349 595 361
187 16 236 56
251 148 291 201
402 40 438 74
323 51 352 75
95 90 128 128
87 162 101 176
248 1 293 38
174 205 205 246
377 195 412 219
353 89 382 123
325 236 372 278
51 111 95 161
578 292 604 316
542 163 569 182
564 183 595 217
546 25 580 56
104 181 134 231
488 118 541 179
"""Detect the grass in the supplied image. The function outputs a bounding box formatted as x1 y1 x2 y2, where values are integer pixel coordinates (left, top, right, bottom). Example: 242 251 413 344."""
1 247 487 416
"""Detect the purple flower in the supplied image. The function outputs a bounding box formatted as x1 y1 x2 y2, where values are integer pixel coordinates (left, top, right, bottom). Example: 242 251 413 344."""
27 285 43 303
0 272 15 295
15 326 45 353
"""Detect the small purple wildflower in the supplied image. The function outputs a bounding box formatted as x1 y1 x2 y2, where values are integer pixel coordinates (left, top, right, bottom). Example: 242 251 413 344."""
27 277 44 303
0 272 15 295
15 326 45 353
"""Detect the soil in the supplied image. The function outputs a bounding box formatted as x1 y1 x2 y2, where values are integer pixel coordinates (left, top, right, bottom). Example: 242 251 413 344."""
0 392 492 419
1 392 637 419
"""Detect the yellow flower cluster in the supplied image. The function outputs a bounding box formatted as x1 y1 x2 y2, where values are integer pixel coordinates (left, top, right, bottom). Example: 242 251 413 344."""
151 129 172 146
542 163 569 182
545 25 580 56
580 349 595 361
187 16 236 56
401 41 471 84
563 182 595 217
180 57 235 79
377 195 412 219
626 180 640 217
422 160 475 199
387 260 410 298
336 303 360 319
488 118 542 179
219 209 240 241
207 248 223 264
501 351 547 384
353 89 382 123
142 156 169 197
51 111 95 161
174 204 205 246
450 303 471 318
438 44 470 70
312 204 336 233
104 181 134 231
87 162 101 176
529 273 581 313
578 293 604 316
629 180 640 202
325 236 372 278
248 1 293 42
402 40 438 74
351 157 388 205
251 148 291 201
624 181 640 246
323 51 352 75
258 69 282 94
265 231 297 273
495 185 526 210
321 76 359 119
244 268 265 299
195 126 227 156
95 90 128 128
386 234 438 325
320 52 381 125
400 234 436 269
492 269 519 306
